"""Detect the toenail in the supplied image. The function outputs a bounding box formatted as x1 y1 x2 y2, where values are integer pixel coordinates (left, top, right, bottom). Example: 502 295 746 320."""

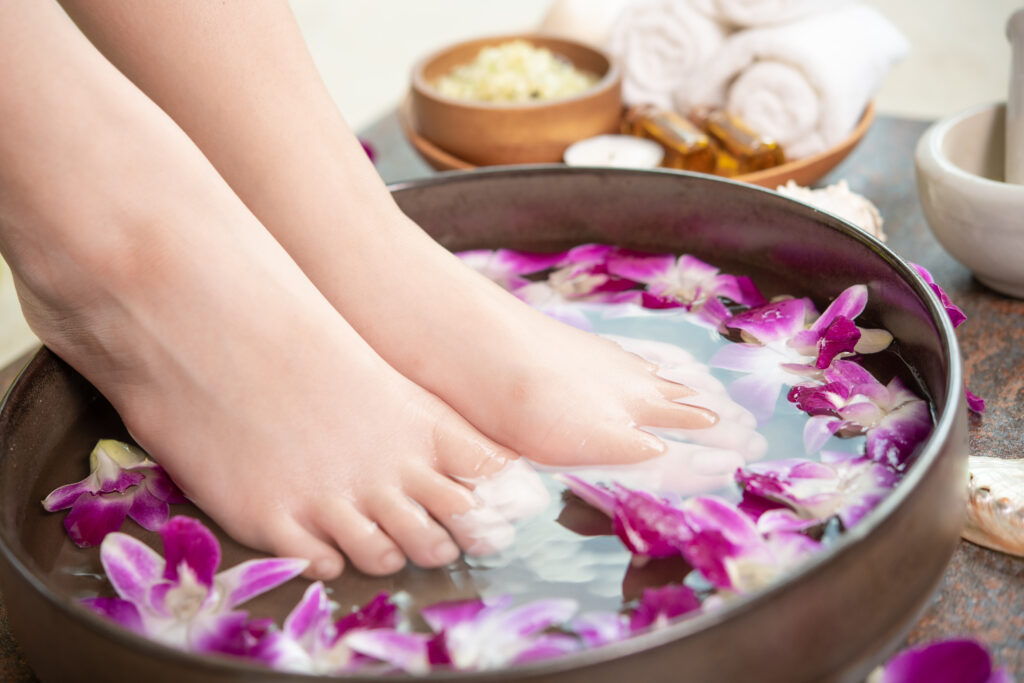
433 539 460 564
380 550 405 572
311 557 341 579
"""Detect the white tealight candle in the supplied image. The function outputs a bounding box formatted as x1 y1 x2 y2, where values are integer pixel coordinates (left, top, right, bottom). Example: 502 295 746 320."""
563 134 665 169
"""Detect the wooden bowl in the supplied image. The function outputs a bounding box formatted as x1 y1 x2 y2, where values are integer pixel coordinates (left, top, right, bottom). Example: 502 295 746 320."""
410 34 622 166
400 99 875 189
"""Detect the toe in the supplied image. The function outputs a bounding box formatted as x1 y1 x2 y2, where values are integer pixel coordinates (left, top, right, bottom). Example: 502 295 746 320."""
367 491 462 568
316 499 407 576
406 469 516 556
432 411 518 480
639 396 719 430
656 366 726 396
256 515 346 580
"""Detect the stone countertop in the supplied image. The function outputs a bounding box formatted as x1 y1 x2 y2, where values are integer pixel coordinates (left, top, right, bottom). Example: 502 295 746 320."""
0 113 1020 680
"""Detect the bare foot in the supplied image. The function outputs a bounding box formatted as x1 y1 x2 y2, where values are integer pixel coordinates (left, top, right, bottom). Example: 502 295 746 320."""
14 206 541 580
0 5 540 579
52 0 720 471
315 219 721 468
560 336 767 495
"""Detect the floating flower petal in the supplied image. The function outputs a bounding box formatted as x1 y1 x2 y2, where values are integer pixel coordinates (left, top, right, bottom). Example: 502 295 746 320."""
788 361 932 467
628 584 701 633
418 596 578 671
43 439 187 547
605 252 764 311
736 453 900 529
90 516 306 655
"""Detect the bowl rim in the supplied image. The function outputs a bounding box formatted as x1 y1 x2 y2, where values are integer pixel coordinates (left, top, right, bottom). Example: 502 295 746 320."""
0 166 963 680
410 32 621 112
915 100 1016 194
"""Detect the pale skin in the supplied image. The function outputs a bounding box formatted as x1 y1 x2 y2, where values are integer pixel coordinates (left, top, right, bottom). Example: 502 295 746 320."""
0 1 749 580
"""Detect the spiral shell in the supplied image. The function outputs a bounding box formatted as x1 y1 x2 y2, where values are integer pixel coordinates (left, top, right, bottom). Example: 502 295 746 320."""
964 456 1024 556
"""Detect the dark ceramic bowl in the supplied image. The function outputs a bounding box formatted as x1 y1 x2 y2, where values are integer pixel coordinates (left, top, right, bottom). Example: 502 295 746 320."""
0 168 966 682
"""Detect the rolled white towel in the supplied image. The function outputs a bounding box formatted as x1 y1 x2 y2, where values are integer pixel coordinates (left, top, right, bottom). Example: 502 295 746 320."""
675 3 908 158
690 0 850 28
538 0 636 49
608 0 731 110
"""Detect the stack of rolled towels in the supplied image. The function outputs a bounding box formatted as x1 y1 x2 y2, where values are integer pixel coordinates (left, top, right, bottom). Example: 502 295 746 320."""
540 0 909 159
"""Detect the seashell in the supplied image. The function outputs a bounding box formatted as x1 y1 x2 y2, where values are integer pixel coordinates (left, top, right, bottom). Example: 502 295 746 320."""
964 456 1024 556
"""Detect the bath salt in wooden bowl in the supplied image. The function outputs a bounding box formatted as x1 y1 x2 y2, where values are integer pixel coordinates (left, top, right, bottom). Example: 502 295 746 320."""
409 34 623 166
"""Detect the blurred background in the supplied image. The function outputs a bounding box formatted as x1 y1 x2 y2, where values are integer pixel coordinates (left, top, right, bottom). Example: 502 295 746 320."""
292 0 1020 131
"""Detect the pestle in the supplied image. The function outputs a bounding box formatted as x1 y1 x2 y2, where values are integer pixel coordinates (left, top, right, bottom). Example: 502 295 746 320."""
1006 9 1024 183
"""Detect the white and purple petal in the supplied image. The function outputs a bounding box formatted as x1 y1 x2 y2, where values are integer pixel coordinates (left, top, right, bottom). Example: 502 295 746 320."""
344 630 431 675
512 634 581 664
911 264 968 329
99 531 166 605
81 596 146 636
628 584 701 632
160 516 221 588
334 592 399 636
218 557 308 610
64 493 133 548
570 612 630 647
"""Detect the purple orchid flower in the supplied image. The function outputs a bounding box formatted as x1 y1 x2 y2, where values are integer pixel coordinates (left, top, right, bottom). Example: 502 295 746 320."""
911 263 985 415
735 452 901 530
348 595 580 673
457 248 568 291
42 439 187 547
570 611 630 647
788 285 894 368
673 496 821 593
557 476 818 593
711 286 893 422
911 264 967 329
253 583 403 674
870 638 1012 683
556 474 690 558
789 361 933 468
423 596 580 670
81 516 307 655
628 584 701 633
604 251 765 312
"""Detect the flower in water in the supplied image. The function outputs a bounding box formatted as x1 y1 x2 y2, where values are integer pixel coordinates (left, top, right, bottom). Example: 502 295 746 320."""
253 583 403 674
789 360 932 468
674 496 820 593
557 476 818 593
604 251 765 312
457 248 566 291
345 595 580 673
628 584 701 633
735 451 900 530
869 638 1011 683
570 611 630 647
82 516 306 655
711 287 891 423
42 439 187 547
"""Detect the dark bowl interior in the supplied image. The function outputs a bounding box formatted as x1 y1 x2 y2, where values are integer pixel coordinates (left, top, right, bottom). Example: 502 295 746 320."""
0 167 966 682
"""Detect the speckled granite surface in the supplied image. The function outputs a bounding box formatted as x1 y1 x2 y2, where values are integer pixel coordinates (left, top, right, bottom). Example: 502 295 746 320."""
0 114 1019 681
